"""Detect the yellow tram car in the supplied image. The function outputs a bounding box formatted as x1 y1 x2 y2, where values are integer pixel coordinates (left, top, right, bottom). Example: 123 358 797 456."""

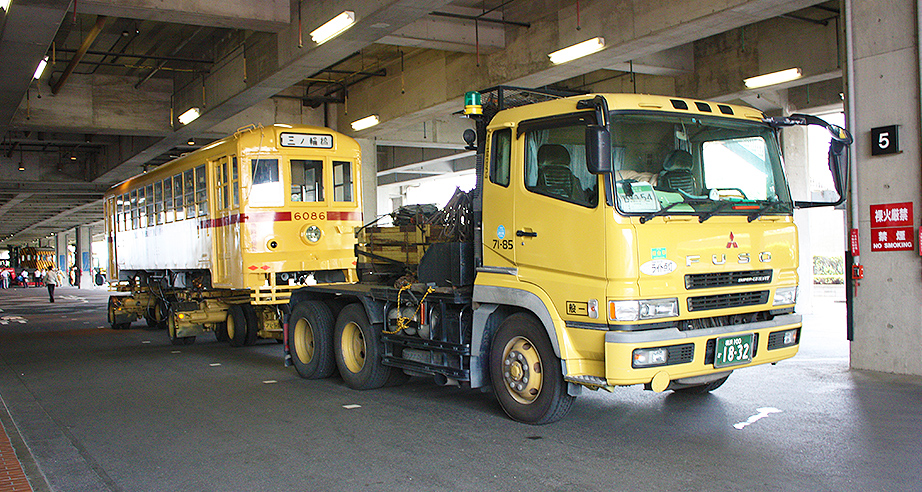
104 124 363 345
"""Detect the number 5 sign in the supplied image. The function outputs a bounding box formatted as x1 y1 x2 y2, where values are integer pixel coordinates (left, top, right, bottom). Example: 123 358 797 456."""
871 125 900 156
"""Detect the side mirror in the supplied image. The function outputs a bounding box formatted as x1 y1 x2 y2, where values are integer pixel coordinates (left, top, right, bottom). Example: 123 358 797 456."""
767 113 853 208
586 124 612 174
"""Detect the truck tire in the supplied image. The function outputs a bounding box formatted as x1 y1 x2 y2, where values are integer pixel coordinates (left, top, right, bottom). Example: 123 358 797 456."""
672 374 730 395
334 303 391 390
226 305 248 347
214 322 229 342
145 299 167 330
242 304 259 345
489 313 574 424
288 301 336 379
167 313 195 346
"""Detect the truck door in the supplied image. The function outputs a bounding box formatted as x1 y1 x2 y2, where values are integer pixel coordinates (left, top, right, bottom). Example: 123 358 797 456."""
513 119 607 321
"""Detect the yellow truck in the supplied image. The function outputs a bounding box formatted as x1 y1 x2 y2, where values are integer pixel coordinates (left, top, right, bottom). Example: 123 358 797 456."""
285 87 851 424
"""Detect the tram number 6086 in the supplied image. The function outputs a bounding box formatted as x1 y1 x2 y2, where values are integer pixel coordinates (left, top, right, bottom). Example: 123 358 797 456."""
294 212 326 221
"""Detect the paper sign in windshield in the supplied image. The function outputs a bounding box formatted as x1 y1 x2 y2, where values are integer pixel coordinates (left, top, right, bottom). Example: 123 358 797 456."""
616 181 660 213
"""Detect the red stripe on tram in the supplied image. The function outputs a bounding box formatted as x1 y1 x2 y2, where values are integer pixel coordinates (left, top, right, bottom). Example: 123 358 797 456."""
326 211 363 221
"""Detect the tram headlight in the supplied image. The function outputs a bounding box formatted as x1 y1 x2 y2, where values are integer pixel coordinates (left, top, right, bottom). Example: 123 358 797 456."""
304 225 322 243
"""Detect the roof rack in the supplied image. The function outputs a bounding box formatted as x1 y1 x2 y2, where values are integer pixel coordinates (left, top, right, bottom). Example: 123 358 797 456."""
475 86 585 119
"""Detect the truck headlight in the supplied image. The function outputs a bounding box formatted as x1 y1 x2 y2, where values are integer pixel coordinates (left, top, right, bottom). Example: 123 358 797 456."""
773 286 797 306
609 298 679 322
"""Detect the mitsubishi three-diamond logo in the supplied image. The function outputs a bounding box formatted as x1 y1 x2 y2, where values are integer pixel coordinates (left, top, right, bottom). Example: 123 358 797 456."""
726 232 738 248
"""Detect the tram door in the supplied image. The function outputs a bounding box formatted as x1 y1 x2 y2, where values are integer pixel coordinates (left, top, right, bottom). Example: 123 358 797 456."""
212 157 233 286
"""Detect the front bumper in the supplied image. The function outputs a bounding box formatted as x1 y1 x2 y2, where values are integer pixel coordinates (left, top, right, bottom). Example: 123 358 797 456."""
603 314 801 391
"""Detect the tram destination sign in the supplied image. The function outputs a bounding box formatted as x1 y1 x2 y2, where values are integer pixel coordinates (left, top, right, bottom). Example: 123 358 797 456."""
280 132 334 149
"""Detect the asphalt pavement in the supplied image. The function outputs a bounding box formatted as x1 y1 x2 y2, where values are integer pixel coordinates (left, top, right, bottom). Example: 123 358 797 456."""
0 284 919 491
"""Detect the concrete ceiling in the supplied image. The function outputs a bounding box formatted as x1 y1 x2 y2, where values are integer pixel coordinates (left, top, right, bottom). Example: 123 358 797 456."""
0 0 842 248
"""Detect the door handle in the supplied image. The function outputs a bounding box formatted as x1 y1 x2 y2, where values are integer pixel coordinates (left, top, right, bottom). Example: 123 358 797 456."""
516 230 537 237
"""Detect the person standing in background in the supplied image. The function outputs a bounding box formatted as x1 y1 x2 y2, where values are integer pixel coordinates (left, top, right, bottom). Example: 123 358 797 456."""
0 268 9 289
45 266 62 302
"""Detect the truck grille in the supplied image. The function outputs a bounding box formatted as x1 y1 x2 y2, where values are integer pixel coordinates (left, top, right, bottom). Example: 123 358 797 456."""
685 269 773 290
687 291 769 312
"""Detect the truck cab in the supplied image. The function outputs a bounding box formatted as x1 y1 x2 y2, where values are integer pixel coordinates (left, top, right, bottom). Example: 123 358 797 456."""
474 90 849 419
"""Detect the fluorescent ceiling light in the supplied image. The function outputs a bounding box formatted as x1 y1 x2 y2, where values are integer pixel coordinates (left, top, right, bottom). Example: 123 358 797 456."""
178 107 201 125
351 115 379 131
310 11 355 45
548 37 605 65
744 68 802 89
33 56 48 80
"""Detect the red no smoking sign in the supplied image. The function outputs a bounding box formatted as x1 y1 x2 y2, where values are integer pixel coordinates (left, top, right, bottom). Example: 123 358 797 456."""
870 202 914 252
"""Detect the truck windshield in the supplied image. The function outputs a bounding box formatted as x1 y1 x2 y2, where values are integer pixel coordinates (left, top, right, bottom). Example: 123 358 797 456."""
609 112 792 221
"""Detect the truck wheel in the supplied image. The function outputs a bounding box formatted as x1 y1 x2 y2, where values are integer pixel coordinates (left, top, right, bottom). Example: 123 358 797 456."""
107 296 131 330
242 304 259 345
334 303 391 390
672 375 730 395
214 322 229 342
288 301 336 379
489 313 574 424
167 314 195 346
226 305 248 347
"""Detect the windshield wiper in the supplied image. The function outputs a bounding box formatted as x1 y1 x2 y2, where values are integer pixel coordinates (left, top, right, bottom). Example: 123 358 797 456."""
639 199 709 224
697 201 735 222
746 201 789 222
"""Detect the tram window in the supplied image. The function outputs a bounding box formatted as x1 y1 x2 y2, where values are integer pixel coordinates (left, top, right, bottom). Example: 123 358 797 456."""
251 158 282 206
232 157 239 208
220 161 229 209
130 191 138 229
138 188 147 228
183 169 194 219
291 159 323 202
174 174 184 220
145 184 154 227
195 164 207 216
164 178 173 223
333 161 353 202
154 181 163 225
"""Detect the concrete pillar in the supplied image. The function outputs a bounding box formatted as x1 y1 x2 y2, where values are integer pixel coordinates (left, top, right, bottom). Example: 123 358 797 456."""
849 0 922 376
783 126 815 313
356 138 377 225
76 226 93 289
55 233 67 272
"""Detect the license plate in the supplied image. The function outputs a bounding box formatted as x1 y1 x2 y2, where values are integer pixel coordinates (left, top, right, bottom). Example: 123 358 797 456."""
714 333 754 368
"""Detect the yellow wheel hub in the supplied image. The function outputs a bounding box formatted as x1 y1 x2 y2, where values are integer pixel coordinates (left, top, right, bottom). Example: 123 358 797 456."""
501 336 543 404
293 318 315 364
341 322 366 374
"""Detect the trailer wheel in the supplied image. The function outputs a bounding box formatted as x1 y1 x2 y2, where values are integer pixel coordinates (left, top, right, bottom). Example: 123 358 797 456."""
227 305 248 347
107 296 131 330
288 301 336 379
672 374 730 395
167 314 195 346
490 313 574 424
334 303 391 390
145 300 167 330
242 304 259 345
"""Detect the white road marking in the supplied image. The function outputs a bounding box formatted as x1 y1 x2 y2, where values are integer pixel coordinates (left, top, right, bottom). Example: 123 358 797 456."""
209 363 221 367
262 380 278 384
734 407 782 430
141 341 151 344
342 404 361 409
0 316 27 325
